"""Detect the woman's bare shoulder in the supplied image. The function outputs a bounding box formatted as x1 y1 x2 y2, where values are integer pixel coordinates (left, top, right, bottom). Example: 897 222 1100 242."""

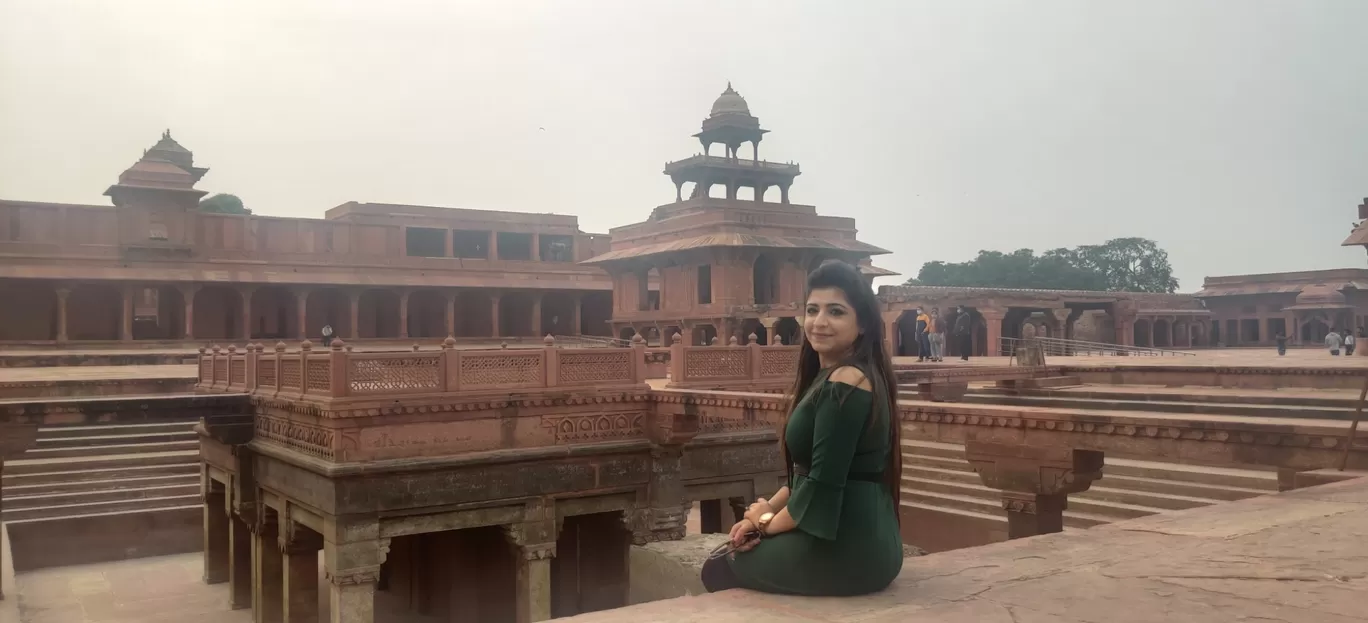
828 366 873 391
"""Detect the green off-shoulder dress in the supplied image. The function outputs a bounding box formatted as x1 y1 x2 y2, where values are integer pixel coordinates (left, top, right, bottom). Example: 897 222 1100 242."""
727 369 903 595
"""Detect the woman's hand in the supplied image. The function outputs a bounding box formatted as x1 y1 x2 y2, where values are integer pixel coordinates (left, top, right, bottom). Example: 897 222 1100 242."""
743 497 772 525
728 519 757 546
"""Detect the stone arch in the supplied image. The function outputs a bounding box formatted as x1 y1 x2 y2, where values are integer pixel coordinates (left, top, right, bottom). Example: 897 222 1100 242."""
1133 319 1152 348
1152 319 1171 348
499 292 535 337
894 309 922 357
134 285 185 340
0 280 58 340
1173 320 1190 347
691 324 718 346
752 255 780 305
194 286 242 341
249 286 296 340
773 317 801 346
540 292 578 337
67 283 122 341
579 292 612 336
306 289 349 339
456 291 495 338
407 290 447 338
740 318 767 345
358 289 401 338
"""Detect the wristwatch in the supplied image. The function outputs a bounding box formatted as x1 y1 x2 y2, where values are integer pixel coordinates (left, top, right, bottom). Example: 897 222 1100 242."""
756 512 775 533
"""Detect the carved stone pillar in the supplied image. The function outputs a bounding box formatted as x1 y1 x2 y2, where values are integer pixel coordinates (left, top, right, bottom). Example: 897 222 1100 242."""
490 292 502 338
120 285 135 341
294 289 309 340
203 486 229 584
252 515 283 623
179 284 200 340
966 440 1104 539
55 287 70 343
980 308 1006 357
504 521 557 623
280 520 324 623
323 536 386 623
347 290 361 340
569 293 582 336
229 511 253 609
530 293 542 337
398 290 411 339
488 230 499 260
624 446 690 545
445 292 457 338
530 233 540 262
241 287 256 341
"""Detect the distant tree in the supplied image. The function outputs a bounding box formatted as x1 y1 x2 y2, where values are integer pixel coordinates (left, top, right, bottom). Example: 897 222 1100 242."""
198 193 251 215
904 238 1178 293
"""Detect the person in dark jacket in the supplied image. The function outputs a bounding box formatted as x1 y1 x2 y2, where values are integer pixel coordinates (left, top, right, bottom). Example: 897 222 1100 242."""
952 306 972 361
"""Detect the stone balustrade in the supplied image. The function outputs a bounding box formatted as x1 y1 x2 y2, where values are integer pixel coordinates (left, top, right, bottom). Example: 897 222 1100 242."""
665 333 799 391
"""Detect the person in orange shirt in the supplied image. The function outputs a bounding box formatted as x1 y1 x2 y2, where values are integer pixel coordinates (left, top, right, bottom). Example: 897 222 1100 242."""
928 308 944 362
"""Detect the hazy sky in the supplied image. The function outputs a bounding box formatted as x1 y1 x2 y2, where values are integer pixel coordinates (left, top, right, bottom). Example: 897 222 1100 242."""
3 0 1366 290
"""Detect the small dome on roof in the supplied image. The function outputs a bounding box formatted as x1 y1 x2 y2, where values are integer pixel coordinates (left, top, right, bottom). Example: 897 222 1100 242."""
709 83 751 117
1295 284 1348 306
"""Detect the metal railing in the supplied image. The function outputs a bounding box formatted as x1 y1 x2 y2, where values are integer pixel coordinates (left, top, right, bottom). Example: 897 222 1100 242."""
1000 336 1197 357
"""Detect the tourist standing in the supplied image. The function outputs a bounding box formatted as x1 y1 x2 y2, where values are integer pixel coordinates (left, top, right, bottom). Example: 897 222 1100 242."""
700 260 902 596
321 324 335 347
1346 331 1357 356
1326 329 1343 356
953 306 973 361
929 307 945 362
1275 332 1287 356
914 307 931 362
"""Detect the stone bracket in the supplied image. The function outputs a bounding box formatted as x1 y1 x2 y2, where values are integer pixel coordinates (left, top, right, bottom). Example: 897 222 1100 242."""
966 440 1104 539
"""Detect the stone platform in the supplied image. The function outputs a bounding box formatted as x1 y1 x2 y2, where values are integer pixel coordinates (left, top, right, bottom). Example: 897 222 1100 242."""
13 477 1367 622
0 366 198 399
561 476 1368 622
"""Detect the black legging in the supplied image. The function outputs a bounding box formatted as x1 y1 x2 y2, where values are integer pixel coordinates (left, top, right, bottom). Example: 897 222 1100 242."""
701 556 745 592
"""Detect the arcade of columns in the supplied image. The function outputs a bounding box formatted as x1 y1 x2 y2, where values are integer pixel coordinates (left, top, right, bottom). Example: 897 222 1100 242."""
18 282 603 343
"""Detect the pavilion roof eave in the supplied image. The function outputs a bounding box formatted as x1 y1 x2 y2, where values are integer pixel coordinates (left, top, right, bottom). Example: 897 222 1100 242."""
581 233 888 266
1282 303 1353 311
1342 224 1368 247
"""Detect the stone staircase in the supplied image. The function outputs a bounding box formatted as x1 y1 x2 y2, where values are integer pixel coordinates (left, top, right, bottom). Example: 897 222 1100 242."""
2 419 201 525
899 438 1279 531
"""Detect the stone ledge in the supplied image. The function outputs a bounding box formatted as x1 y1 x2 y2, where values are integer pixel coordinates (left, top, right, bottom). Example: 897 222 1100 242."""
572 476 1368 622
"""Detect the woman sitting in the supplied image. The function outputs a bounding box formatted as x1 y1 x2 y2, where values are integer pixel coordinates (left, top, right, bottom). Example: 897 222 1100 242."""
700 260 904 596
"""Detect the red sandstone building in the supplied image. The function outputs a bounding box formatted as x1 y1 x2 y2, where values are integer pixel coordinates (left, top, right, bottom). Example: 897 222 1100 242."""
584 84 894 347
0 132 614 346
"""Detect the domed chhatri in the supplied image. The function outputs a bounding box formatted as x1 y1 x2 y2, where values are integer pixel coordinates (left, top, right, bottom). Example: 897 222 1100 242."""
709 82 751 117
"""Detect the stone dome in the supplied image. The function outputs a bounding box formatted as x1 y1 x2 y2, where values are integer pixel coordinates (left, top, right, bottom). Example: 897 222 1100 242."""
709 83 751 117
1295 284 1348 307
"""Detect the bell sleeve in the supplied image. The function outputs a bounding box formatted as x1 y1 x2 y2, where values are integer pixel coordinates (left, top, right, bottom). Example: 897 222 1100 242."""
784 382 873 540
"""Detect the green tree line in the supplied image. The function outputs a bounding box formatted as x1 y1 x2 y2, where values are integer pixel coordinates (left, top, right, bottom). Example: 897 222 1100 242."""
904 237 1180 293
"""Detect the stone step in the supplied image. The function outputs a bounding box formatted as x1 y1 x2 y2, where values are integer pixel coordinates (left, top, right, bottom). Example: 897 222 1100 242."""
898 488 1112 529
900 439 1279 490
900 463 1257 507
3 450 200 476
3 472 199 496
34 430 198 449
959 393 1353 421
0 493 201 522
15 439 199 460
37 421 197 438
900 476 1166 520
969 386 1358 409
3 483 201 510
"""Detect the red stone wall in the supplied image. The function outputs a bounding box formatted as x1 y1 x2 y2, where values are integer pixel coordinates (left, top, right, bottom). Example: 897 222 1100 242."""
0 281 57 340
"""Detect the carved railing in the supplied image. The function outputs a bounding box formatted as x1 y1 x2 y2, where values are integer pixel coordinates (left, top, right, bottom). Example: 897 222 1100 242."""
667 333 799 390
195 336 653 398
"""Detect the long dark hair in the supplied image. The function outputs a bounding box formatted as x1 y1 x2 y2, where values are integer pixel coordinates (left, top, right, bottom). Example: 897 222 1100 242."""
780 260 902 514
